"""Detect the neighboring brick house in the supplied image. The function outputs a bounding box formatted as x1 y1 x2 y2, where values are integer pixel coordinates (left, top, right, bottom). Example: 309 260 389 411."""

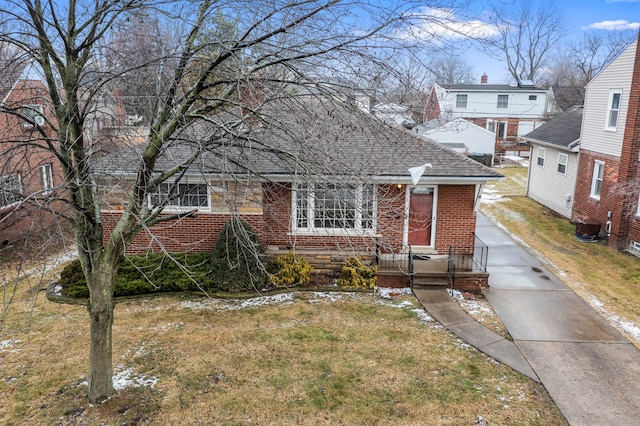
573 36 640 253
0 69 65 246
524 106 582 219
95 96 503 289
424 75 553 156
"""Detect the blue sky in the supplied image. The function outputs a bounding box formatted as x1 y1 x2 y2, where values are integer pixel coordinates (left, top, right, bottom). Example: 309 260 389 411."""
405 0 640 83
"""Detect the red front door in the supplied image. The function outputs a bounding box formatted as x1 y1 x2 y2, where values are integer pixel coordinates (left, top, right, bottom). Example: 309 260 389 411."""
408 187 433 246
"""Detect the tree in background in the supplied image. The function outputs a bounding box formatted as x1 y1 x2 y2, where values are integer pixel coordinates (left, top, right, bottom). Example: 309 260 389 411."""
484 0 567 85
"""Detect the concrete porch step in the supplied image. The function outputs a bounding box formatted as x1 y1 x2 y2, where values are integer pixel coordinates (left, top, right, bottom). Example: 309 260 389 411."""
413 278 449 287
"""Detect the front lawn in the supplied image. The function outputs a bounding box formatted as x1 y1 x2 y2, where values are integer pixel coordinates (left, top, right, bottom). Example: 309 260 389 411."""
0 274 564 425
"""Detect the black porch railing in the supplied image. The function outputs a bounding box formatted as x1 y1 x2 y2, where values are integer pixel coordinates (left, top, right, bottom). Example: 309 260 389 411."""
377 234 488 289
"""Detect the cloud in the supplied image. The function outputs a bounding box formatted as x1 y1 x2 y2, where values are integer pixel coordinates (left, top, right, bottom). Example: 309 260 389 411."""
583 20 640 31
399 8 499 41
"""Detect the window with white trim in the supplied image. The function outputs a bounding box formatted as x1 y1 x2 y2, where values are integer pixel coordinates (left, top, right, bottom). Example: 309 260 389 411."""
636 193 640 217
557 153 568 175
40 164 54 193
149 181 209 210
294 183 375 232
606 90 622 130
590 160 605 200
536 147 546 167
497 94 508 108
0 174 22 208
630 240 640 257
456 94 467 108
22 104 44 127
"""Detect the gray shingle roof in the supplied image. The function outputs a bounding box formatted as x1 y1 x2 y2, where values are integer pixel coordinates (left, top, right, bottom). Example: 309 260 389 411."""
523 106 582 149
95 96 502 182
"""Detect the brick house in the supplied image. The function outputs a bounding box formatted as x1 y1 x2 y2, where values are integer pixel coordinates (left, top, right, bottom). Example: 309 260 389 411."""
96 96 503 289
573 35 640 254
424 75 553 157
0 67 65 247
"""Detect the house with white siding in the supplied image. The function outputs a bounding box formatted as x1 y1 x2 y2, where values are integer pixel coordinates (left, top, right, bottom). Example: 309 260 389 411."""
572 36 640 253
524 106 582 219
416 118 496 166
423 75 553 154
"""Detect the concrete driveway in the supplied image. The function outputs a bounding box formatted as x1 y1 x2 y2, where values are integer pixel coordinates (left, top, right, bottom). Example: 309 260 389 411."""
477 214 640 425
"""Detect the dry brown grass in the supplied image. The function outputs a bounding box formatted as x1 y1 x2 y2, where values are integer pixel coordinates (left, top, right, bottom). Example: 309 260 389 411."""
481 165 640 345
0 274 565 425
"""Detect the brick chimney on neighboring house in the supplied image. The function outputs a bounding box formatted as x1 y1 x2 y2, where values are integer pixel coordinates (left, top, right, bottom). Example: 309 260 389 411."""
481 73 488 84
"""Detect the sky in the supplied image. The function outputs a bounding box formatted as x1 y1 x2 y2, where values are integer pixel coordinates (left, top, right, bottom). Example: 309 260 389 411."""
410 0 640 84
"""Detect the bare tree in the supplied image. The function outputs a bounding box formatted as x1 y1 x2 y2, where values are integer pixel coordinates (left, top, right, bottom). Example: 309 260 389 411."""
484 0 567 85
0 0 459 404
428 54 475 84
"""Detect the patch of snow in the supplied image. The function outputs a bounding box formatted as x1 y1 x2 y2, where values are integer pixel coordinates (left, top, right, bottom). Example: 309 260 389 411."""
502 155 529 167
377 286 412 299
54 284 62 296
112 368 158 390
459 300 496 317
179 292 295 312
412 308 435 323
480 193 505 204
587 295 640 343
308 291 346 303
0 339 21 350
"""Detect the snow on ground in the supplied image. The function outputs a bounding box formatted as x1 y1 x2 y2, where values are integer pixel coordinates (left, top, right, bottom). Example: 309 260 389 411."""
0 339 21 351
112 367 158 390
179 292 295 311
588 295 640 344
501 155 529 167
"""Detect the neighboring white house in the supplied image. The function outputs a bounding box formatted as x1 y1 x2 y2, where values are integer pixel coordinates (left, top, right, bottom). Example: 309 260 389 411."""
524 106 582 219
424 76 553 144
416 118 496 166
372 102 415 129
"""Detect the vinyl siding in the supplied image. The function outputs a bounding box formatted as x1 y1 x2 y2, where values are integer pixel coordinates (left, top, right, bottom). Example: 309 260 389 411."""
438 89 548 119
527 143 578 218
581 39 637 158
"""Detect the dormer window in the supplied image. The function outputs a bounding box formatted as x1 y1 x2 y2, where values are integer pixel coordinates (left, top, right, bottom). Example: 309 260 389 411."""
22 104 45 127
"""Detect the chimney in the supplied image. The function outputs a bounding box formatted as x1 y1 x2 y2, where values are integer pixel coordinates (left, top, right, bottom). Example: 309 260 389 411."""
481 73 488 84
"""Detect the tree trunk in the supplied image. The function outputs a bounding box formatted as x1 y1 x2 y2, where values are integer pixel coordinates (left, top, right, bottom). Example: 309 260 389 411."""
87 263 117 403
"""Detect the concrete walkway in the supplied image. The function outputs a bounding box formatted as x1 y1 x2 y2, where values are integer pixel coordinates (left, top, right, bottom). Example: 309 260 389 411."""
415 214 640 425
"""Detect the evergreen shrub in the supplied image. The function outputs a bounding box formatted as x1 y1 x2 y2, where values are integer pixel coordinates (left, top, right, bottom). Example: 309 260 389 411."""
58 252 211 298
336 257 377 289
268 252 313 287
209 219 267 293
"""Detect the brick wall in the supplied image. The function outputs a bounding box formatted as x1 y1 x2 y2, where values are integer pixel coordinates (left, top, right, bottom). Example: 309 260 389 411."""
102 182 479 264
0 79 65 246
435 185 477 254
572 149 620 240
615 41 640 250
423 89 441 122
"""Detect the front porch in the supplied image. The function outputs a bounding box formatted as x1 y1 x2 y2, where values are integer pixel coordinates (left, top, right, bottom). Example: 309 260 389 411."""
376 234 490 292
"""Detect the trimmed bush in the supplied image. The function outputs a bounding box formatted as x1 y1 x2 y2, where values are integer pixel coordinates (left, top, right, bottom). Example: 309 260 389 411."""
337 257 377 289
209 219 267 293
58 252 211 298
268 252 313 288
